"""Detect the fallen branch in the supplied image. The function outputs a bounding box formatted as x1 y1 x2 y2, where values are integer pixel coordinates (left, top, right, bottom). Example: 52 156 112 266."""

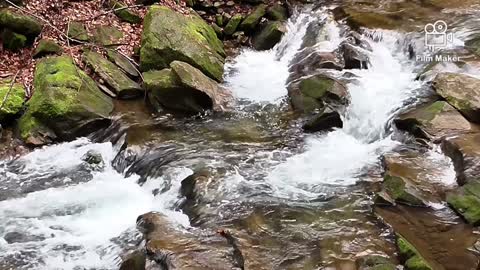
0 71 21 112
80 4 144 21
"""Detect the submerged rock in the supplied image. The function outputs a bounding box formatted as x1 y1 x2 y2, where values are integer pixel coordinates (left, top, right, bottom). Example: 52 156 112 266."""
140 6 225 81
356 255 396 270
394 101 476 141
433 72 480 123
252 21 286 50
33 39 63 58
396 235 433 270
302 108 343 133
0 78 25 123
18 56 114 145
84 51 143 99
288 74 348 113
145 61 230 113
465 36 480 56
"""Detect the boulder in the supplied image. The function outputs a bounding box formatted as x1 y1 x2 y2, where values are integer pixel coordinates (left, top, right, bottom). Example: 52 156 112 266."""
341 42 369 69
106 50 139 77
0 78 25 123
140 6 225 81
0 9 42 37
111 1 142 24
92 25 123 46
145 61 230 113
33 39 63 58
18 56 113 145
394 101 476 141
252 21 286 51
266 4 288 21
67 21 89 42
302 108 342 133
239 4 266 32
288 74 348 113
82 149 104 167
224 14 242 36
84 51 143 99
119 250 146 270
433 73 480 123
379 175 425 207
1 29 26 51
288 49 345 82
396 235 433 270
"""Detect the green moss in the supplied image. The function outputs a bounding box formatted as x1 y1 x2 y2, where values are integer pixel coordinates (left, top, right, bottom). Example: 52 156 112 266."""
143 69 179 91
0 9 42 37
112 1 142 24
253 21 285 50
299 75 334 99
267 4 288 21
224 14 242 36
92 25 123 46
240 4 266 31
346 9 399 30
405 256 432 270
33 39 63 58
67 21 89 41
447 184 480 225
397 235 432 270
384 175 424 206
0 81 24 121
1 30 27 51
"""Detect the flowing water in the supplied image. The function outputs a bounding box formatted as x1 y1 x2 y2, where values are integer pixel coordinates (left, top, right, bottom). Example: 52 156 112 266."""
1 2 480 270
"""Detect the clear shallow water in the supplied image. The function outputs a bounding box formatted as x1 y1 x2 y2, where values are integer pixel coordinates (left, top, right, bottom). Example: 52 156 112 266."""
1 5 479 270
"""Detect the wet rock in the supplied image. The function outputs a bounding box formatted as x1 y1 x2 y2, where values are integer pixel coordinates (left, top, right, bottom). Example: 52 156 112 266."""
33 39 63 58
465 36 480 56
67 21 89 42
288 73 348 113
302 108 343 133
0 78 25 124
433 72 480 123
356 255 396 270
288 49 345 81
441 133 480 185
84 51 143 99
252 21 285 50
140 6 225 81
3 231 46 244
224 14 242 36
336 7 402 30
92 25 124 46
396 235 433 270
106 50 140 78
1 29 26 51
119 250 146 270
18 56 113 145
447 181 480 225
380 175 425 207
0 9 42 38
82 150 104 167
212 23 223 38
266 4 288 21
145 61 230 113
341 42 369 69
111 1 142 24
239 4 266 32
215 14 224 26
394 101 476 141
136 212 241 269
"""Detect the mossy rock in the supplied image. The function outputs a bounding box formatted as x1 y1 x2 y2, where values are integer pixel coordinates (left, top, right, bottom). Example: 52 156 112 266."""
0 9 42 37
33 39 63 58
1 29 26 51
356 255 396 270
140 6 225 81
383 175 425 206
106 50 139 77
84 51 142 99
18 55 113 145
396 235 432 270
224 14 242 36
0 79 25 123
112 1 142 24
211 23 223 39
433 72 480 123
239 4 266 31
447 181 480 225
465 36 480 56
92 25 123 46
252 21 285 50
67 21 89 42
266 4 288 21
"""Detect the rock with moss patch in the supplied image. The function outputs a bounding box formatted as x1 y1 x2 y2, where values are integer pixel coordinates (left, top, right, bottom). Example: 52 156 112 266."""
67 21 89 42
356 255 396 270
447 181 480 225
239 4 266 31
1 29 26 51
252 21 285 50
433 72 480 123
394 101 475 141
288 74 348 113
224 14 242 36
0 9 42 38
380 175 425 207
145 61 230 113
18 56 113 145
106 50 139 77
111 1 142 24
289 49 345 82
84 51 142 99
140 6 225 81
396 235 433 270
266 4 288 21
92 25 123 46
0 78 25 124
33 39 63 58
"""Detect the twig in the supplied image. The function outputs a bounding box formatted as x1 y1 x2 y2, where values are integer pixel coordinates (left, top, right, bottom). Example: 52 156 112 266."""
0 71 21 112
79 4 144 21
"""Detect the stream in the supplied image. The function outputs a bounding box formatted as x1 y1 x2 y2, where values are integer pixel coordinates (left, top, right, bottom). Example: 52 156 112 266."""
1 1 480 269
